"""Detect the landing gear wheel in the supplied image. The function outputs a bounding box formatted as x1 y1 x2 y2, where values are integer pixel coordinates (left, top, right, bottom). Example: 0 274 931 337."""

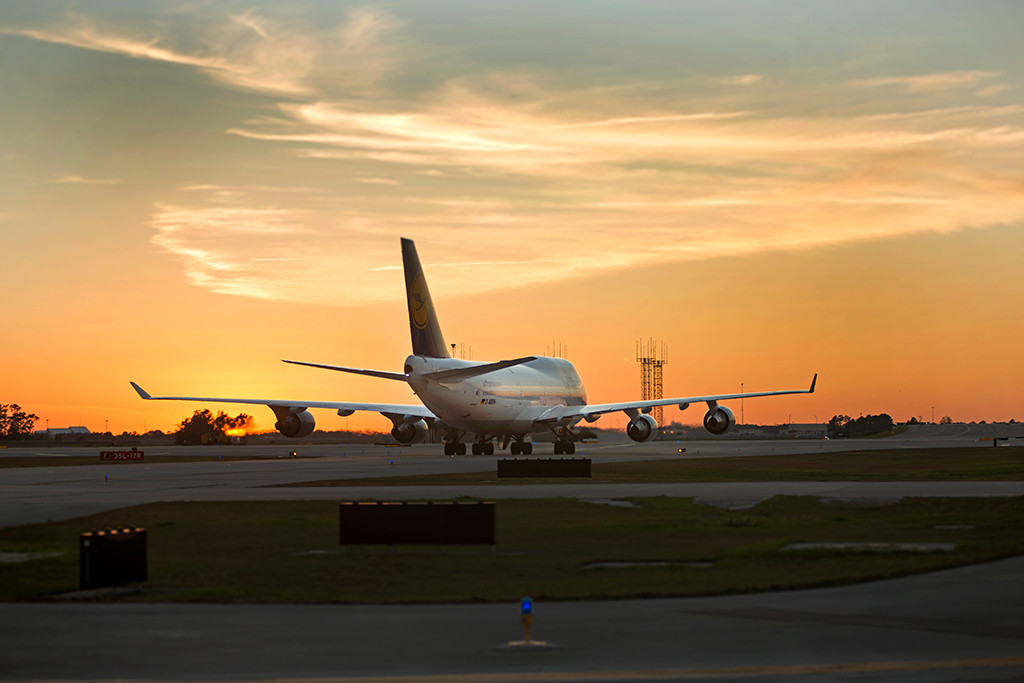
566 441 575 454
523 443 533 455
444 443 455 456
554 442 564 455
456 442 467 456
510 442 521 456
471 443 482 455
485 443 495 455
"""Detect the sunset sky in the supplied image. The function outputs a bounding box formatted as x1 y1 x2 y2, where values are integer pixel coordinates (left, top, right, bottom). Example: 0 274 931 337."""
2 1 1022 434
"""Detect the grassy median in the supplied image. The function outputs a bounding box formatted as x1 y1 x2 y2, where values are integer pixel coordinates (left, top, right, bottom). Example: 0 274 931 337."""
2 496 1022 603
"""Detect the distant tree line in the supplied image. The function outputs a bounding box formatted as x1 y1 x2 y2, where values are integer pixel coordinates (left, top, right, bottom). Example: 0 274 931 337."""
827 414 895 438
0 404 38 439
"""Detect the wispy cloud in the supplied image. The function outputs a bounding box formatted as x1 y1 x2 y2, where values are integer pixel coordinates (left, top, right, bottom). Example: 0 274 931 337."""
0 7 401 96
8 8 1023 308
845 70 998 92
978 84 1012 97
718 74 763 86
172 59 1024 305
53 175 122 185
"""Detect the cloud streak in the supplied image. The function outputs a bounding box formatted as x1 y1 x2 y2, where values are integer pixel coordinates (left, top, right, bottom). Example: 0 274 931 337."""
0 7 401 96
845 70 998 92
7 9 1023 308
54 175 122 185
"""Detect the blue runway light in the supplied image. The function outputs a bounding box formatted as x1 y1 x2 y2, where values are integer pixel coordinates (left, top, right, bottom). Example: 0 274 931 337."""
521 597 533 615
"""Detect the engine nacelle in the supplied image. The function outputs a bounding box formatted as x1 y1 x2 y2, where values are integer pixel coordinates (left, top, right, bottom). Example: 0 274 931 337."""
703 406 736 435
391 419 429 444
275 410 316 438
626 413 658 443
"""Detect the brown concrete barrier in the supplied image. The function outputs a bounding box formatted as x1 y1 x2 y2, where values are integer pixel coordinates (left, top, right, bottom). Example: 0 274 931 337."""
497 458 592 478
80 527 147 590
339 501 495 545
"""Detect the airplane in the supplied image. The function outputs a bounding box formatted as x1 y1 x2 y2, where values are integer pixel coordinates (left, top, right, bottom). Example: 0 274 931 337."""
132 238 816 455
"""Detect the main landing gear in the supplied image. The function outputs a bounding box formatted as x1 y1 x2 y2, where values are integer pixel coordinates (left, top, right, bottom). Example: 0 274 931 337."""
471 441 495 456
510 441 533 456
444 441 466 456
551 426 577 455
553 440 575 455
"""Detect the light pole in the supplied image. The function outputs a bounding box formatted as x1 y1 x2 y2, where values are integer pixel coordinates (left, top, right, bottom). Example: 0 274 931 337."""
931 406 935 424
740 382 744 425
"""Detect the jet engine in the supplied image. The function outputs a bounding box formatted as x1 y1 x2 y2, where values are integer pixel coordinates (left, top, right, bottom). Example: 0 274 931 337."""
626 413 658 443
391 419 429 444
703 406 736 435
275 410 316 438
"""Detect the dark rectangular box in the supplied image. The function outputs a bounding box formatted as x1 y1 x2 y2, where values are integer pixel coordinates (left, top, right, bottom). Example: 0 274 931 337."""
339 501 495 545
80 527 147 590
497 458 592 478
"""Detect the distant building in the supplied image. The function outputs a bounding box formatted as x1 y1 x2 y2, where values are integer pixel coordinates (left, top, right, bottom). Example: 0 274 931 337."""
34 426 92 439
787 423 827 439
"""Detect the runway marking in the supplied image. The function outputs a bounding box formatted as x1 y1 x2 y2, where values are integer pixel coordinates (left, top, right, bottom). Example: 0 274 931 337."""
689 606 1024 640
33 656 1022 683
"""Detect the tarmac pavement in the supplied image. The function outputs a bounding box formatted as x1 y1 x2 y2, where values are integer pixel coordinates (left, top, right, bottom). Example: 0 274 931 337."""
3 438 1023 681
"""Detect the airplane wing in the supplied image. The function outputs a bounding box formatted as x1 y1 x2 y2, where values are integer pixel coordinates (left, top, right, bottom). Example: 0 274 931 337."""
536 374 817 423
129 382 435 419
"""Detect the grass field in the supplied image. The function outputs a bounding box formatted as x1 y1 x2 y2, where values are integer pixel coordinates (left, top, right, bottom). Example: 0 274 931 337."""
2 496 1022 603
278 446 1024 487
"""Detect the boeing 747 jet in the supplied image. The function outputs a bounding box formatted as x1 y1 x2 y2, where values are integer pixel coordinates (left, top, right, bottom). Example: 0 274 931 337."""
132 238 816 455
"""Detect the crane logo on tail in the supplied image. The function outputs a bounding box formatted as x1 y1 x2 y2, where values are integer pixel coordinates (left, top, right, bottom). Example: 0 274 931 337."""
411 273 430 330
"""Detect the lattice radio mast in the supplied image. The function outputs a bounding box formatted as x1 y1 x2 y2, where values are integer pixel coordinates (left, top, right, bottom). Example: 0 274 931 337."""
636 338 669 426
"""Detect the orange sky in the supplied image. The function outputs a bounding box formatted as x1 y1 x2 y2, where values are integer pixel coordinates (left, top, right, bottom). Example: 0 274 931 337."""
2 2 1022 434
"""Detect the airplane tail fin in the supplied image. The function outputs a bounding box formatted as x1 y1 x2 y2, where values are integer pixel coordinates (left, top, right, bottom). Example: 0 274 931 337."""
401 238 451 358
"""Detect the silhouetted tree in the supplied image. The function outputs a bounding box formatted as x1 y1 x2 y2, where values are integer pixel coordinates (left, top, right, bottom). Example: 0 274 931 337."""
174 409 253 444
828 413 894 438
939 416 953 425
827 415 852 438
0 404 38 439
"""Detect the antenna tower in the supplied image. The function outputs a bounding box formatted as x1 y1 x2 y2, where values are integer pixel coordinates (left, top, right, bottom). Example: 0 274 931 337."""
546 341 568 359
636 338 669 426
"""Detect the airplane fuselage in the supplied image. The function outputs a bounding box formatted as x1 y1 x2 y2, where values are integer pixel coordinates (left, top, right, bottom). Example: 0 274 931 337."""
405 354 586 436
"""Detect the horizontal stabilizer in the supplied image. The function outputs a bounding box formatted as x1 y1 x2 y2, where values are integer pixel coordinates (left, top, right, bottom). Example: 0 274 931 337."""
282 359 408 382
421 356 537 382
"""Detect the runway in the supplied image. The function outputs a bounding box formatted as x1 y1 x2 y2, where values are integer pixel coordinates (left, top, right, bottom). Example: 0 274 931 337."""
3 436 1023 681
2 557 1022 681
3 438 1024 526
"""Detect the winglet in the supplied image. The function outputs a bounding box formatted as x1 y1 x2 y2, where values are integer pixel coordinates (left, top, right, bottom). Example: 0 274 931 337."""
130 381 152 400
809 373 817 394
